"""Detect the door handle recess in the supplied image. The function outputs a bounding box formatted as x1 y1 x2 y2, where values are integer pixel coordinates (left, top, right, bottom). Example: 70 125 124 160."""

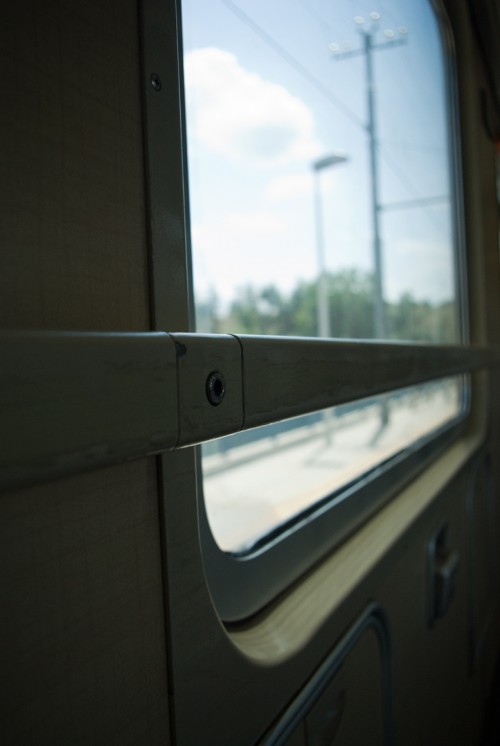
427 524 460 627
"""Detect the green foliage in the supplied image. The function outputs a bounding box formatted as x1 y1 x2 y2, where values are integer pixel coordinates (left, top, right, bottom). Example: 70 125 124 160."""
196 289 221 333
196 269 457 343
387 292 456 342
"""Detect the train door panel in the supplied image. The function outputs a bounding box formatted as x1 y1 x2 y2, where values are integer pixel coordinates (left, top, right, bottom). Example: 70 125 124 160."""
0 0 499 744
148 1 499 744
263 605 389 745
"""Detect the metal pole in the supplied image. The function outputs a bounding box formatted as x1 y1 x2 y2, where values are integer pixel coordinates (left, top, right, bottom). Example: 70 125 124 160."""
364 29 389 432
312 154 348 339
364 29 386 341
312 154 348 443
313 168 331 339
330 21 407 437
313 169 333 442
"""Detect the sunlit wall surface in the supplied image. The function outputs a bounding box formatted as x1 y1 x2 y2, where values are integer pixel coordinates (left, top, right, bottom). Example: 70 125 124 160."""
181 0 463 553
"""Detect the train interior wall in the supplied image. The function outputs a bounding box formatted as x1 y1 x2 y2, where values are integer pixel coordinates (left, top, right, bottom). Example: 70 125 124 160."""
0 1 499 745
0 2 170 742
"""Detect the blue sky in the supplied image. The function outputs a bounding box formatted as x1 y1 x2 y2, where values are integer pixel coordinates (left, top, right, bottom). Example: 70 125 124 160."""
181 0 457 312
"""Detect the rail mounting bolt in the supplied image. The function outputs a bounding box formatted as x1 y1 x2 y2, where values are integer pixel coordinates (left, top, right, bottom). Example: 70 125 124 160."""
150 73 162 91
206 371 225 406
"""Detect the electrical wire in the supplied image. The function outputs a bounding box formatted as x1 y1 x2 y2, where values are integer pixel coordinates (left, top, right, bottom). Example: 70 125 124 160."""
378 145 451 236
219 0 366 129
217 0 451 236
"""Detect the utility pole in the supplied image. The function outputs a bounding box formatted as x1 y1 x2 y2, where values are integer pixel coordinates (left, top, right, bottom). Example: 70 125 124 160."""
330 13 407 435
364 26 384 340
330 14 407 341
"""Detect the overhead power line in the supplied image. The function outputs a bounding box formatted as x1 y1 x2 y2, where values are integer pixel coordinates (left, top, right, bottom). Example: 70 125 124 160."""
378 138 445 154
218 0 365 129
381 195 449 212
217 3 451 240
378 146 450 236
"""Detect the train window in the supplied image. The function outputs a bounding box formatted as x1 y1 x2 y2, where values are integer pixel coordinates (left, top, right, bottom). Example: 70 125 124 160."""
180 0 466 609
202 378 463 552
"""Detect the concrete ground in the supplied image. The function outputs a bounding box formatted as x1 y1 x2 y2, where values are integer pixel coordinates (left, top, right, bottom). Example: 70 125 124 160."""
202 381 461 552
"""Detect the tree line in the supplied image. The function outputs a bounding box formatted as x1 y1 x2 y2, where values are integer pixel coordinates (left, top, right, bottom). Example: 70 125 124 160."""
197 269 457 343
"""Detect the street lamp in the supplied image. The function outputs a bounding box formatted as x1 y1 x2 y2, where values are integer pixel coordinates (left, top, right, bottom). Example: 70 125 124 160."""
312 153 348 339
312 153 348 445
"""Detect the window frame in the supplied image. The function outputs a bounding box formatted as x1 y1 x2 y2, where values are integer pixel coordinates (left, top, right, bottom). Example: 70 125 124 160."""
200 405 469 620
141 0 474 621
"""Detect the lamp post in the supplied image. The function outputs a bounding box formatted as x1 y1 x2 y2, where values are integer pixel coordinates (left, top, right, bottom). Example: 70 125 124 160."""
312 153 348 339
312 153 348 444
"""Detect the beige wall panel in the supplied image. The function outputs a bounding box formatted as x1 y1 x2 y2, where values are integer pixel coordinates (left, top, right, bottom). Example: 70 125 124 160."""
306 629 385 746
374 471 479 746
159 433 479 744
0 0 149 331
447 0 500 697
0 1 170 743
0 460 169 745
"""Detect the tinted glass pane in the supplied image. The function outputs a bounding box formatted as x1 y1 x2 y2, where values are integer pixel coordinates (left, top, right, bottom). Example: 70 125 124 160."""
203 378 462 552
181 0 463 552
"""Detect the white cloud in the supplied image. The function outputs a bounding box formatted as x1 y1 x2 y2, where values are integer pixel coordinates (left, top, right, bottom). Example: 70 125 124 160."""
265 173 314 202
184 48 320 166
193 210 285 253
265 168 341 203
191 210 309 304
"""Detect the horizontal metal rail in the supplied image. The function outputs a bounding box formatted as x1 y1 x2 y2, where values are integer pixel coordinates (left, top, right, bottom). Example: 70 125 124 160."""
239 335 492 428
0 332 178 490
0 331 496 490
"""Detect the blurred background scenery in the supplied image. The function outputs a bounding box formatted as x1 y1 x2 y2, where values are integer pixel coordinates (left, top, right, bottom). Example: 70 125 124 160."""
180 0 463 552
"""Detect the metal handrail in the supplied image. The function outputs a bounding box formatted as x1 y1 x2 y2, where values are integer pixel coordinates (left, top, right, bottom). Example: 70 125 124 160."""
0 331 495 490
